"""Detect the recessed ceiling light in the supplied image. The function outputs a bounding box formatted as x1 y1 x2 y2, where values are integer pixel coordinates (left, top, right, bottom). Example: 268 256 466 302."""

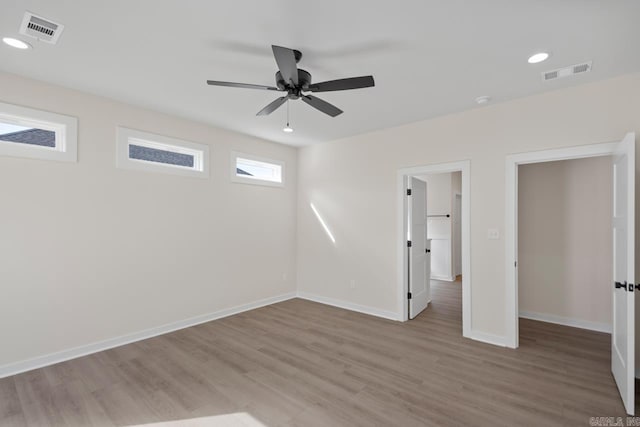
475 96 491 105
528 52 549 64
2 37 31 50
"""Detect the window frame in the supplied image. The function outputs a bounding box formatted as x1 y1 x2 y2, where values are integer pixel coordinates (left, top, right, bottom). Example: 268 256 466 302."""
230 151 285 188
0 101 77 162
116 127 209 178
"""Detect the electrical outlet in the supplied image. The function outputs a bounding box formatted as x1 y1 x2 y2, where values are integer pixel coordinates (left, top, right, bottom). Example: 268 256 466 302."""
350 279 356 289
487 229 500 240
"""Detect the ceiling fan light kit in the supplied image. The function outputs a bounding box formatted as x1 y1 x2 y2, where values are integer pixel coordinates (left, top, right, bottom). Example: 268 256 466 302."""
207 45 375 126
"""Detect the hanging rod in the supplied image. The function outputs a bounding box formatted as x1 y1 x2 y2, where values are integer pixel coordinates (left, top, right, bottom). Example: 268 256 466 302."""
427 214 450 218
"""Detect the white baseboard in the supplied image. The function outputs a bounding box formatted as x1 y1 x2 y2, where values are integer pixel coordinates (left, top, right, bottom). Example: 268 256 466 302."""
519 311 611 333
0 292 297 379
467 330 508 347
430 275 455 282
296 291 401 321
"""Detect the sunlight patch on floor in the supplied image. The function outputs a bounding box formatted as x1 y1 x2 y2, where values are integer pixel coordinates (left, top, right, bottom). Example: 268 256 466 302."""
126 412 268 427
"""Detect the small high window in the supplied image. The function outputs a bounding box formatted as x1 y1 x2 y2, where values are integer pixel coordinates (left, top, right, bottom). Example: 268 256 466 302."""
0 101 77 162
231 151 284 187
116 127 209 178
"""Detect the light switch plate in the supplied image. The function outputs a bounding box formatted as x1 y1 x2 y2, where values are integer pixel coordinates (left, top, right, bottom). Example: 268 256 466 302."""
488 228 500 240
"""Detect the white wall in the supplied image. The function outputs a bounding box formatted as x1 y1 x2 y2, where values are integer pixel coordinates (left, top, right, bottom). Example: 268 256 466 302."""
418 173 451 216
518 157 612 331
296 73 640 341
0 71 298 369
451 171 462 196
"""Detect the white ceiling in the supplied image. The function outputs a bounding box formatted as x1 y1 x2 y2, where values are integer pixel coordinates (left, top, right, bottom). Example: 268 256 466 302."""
1 1 639 146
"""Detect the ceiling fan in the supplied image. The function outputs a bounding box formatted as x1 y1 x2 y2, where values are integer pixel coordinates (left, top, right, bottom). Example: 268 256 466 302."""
206 45 375 118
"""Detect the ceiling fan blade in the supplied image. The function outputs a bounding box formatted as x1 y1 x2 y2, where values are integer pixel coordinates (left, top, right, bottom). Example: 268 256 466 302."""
301 95 343 117
256 96 288 116
307 76 375 92
207 80 280 91
272 45 299 86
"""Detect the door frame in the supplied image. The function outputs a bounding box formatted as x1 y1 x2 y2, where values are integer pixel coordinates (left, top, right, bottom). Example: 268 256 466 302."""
397 160 471 339
505 141 618 348
453 192 462 277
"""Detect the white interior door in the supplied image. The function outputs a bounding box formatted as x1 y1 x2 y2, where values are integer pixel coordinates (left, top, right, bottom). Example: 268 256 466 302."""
612 132 636 415
408 177 431 319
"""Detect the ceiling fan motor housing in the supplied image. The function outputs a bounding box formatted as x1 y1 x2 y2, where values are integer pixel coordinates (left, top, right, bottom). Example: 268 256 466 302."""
276 69 312 98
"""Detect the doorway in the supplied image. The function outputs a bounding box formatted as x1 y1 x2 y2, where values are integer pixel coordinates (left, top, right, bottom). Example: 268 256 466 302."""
505 134 636 414
397 160 471 339
518 157 613 333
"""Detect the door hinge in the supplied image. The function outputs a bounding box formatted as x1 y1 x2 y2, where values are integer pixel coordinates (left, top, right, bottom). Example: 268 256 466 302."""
615 281 627 291
407 240 412 247
407 292 412 299
515 261 517 267
425 248 431 253
406 189 412 196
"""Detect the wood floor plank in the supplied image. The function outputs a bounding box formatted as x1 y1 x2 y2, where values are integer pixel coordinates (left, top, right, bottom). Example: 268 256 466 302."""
0 278 633 426
0 378 25 425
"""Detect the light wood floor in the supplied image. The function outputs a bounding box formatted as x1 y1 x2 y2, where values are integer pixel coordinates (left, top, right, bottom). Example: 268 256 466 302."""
0 280 633 426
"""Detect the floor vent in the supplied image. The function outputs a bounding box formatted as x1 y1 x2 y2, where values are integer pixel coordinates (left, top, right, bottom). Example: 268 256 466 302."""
19 12 64 44
542 61 592 82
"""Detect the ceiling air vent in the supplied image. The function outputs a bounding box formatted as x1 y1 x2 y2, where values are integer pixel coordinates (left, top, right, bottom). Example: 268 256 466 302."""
573 63 590 74
542 61 592 82
19 12 64 44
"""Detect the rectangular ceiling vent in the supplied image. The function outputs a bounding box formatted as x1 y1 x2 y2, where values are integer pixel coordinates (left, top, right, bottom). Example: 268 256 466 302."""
19 12 64 44
542 61 592 82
